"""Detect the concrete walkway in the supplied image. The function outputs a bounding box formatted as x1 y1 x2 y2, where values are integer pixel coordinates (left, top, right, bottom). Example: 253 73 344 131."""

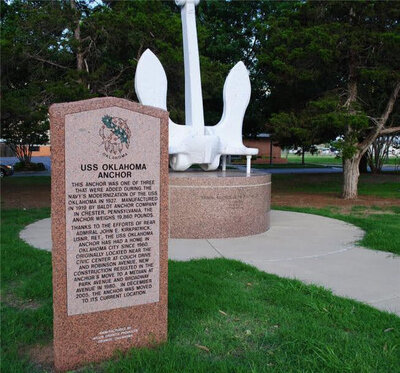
20 211 400 316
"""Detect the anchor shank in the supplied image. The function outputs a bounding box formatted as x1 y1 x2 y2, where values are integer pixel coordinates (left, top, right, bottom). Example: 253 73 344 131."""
179 0 205 134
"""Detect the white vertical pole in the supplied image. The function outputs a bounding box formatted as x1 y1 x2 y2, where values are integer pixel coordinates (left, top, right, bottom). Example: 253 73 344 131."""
176 0 204 135
246 155 251 175
222 155 227 171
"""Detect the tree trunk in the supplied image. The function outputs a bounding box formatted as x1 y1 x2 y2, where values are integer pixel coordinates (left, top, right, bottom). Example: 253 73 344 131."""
367 135 394 174
342 38 359 197
359 152 368 173
13 144 32 164
70 0 84 73
343 153 361 199
301 148 305 165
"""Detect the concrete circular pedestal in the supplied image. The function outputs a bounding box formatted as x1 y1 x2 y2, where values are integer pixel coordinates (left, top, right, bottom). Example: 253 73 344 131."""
169 170 271 238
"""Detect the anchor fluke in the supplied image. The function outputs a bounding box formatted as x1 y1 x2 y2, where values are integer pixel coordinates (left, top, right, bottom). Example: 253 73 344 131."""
135 49 168 111
205 61 257 156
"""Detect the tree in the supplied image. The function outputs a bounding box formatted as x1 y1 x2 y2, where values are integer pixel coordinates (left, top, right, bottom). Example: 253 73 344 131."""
1 120 49 164
1 0 77 163
259 1 400 198
269 94 343 164
196 0 281 134
366 134 400 173
1 0 232 145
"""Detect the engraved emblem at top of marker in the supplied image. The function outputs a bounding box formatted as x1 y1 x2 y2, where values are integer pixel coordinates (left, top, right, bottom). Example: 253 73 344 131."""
99 115 131 156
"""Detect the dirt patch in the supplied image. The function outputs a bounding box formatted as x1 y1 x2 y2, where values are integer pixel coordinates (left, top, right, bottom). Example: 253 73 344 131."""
349 207 398 216
1 288 42 311
1 183 50 209
23 343 103 373
2 295 41 311
272 192 400 209
24 343 106 373
25 343 54 372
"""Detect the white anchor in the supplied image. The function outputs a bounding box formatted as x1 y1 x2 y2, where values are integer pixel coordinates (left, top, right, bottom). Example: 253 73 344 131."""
135 0 258 172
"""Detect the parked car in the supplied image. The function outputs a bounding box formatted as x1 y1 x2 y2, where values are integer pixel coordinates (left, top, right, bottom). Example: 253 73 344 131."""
0 164 14 177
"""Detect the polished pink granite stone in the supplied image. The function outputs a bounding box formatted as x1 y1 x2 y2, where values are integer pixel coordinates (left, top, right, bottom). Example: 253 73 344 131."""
50 97 169 372
169 170 271 238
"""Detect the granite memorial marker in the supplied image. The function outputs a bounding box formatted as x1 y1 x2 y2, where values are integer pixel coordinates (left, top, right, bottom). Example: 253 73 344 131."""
50 97 168 371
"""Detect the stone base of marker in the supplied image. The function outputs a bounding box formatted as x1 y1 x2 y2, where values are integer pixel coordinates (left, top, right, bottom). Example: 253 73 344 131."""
169 170 271 238
50 97 169 372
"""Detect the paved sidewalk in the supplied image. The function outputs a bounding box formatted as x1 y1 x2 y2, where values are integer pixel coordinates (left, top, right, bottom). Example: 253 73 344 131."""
20 211 400 316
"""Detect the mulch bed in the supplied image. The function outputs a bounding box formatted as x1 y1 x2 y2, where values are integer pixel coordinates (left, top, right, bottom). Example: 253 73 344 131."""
2 182 399 210
1 183 51 209
272 192 400 209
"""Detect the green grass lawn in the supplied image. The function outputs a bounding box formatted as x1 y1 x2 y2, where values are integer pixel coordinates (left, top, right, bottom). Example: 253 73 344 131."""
233 155 343 166
251 163 327 169
286 155 399 166
1 176 51 186
272 173 400 199
232 154 399 169
1 208 400 372
286 155 343 166
385 157 399 165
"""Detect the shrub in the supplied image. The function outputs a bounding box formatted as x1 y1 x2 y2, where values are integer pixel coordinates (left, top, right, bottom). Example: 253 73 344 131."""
13 162 46 172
